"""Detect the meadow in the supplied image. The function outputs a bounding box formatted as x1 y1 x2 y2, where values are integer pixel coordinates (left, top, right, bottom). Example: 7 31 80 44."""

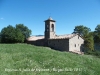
0 44 100 75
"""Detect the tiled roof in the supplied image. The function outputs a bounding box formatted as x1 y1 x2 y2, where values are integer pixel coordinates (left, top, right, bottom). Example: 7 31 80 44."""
27 36 44 41
27 34 79 41
49 34 77 39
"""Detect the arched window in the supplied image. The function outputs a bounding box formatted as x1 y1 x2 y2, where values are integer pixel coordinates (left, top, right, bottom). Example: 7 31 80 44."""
51 24 54 31
75 44 76 47
78 36 79 39
46 25 49 31
47 25 48 28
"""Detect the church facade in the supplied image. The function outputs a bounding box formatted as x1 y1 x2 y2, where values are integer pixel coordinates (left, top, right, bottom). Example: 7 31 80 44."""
27 17 84 54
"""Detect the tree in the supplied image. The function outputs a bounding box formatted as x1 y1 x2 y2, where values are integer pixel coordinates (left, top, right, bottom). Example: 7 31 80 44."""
0 32 1 43
84 33 94 51
15 29 25 43
1 25 16 43
95 24 100 32
16 24 31 41
94 24 100 43
73 25 94 51
73 25 91 37
0 25 25 43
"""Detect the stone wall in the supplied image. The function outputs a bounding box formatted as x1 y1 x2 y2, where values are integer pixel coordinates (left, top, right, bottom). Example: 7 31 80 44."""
48 39 69 51
69 35 84 52
27 39 45 46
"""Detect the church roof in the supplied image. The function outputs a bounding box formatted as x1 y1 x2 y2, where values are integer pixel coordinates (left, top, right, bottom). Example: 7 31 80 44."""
49 34 81 39
27 36 44 41
48 17 53 20
44 17 56 22
27 34 83 41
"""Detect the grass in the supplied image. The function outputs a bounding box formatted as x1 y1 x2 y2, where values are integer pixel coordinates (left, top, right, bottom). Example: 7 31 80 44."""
0 43 100 75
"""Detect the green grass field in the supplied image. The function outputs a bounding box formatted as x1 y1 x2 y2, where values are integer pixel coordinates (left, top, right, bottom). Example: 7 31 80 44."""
0 44 100 75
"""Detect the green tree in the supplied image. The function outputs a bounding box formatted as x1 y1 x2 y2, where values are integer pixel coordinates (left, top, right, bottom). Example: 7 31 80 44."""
73 25 94 51
15 29 25 43
1 25 16 43
0 32 1 43
0 25 25 43
73 25 91 37
95 24 100 32
16 24 31 41
94 24 100 43
84 33 94 51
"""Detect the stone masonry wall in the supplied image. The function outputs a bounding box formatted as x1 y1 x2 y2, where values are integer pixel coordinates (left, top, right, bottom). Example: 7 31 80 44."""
48 39 69 51
69 35 84 52
27 39 45 46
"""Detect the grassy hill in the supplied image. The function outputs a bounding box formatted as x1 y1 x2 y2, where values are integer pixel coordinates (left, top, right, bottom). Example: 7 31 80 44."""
0 44 100 75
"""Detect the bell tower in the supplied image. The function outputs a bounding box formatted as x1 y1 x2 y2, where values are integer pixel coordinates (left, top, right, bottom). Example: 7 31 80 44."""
44 17 56 39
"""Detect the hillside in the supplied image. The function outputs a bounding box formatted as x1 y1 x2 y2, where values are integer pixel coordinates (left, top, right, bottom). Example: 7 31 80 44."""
0 44 100 75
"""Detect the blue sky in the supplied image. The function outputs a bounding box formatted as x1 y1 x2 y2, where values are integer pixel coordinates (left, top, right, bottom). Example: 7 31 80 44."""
0 0 100 35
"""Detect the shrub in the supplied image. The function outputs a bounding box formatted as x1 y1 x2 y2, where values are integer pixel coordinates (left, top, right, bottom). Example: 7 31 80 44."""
1 25 24 43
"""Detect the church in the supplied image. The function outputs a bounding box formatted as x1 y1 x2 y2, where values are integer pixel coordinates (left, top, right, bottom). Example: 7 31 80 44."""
27 17 84 54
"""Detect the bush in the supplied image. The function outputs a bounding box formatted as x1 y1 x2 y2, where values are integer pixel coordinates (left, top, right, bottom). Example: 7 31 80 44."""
0 38 1 43
16 24 31 42
0 24 31 43
0 25 25 43
15 29 25 43
85 49 100 58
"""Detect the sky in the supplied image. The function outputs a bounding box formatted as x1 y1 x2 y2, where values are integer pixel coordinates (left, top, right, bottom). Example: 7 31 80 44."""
0 0 100 35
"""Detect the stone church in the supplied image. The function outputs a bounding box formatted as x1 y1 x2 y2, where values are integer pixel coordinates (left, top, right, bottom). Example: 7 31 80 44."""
27 17 84 54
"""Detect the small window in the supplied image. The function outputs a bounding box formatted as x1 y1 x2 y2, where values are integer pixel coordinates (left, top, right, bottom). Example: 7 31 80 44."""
78 36 79 39
75 44 76 47
51 24 54 31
